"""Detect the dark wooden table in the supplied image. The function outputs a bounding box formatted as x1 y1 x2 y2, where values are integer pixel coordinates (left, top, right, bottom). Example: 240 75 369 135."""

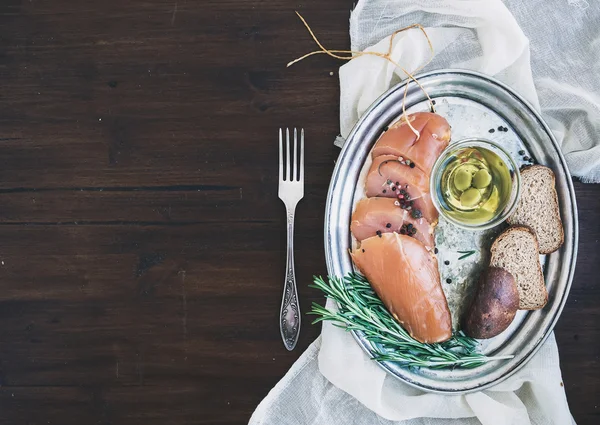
0 1 598 424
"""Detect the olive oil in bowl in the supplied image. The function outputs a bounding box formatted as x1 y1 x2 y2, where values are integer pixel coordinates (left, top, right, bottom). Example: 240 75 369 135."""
431 139 521 230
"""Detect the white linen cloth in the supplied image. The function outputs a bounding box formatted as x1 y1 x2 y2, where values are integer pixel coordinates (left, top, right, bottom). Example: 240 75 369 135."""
251 0 599 423
340 0 600 183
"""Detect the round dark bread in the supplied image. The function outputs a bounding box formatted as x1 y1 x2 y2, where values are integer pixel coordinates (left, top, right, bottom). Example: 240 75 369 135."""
462 267 519 339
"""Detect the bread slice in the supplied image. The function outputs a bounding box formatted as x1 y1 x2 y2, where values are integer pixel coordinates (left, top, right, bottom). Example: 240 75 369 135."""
507 165 564 254
490 226 547 310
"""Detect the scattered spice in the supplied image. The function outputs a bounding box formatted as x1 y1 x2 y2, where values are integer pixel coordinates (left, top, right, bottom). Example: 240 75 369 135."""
362 249 365 253
409 163 415 168
383 126 389 132
376 230 382 238
518 150 525 155
411 209 422 219
444 260 450 265
523 156 530 162
396 188 414 210
488 128 495 133
497 126 503 131
385 223 392 228
434 247 439 254
399 223 417 236
446 278 452 284
382 189 387 194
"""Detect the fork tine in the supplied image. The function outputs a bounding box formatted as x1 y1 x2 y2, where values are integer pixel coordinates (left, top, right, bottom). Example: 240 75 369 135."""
300 128 304 182
293 128 298 181
286 128 290 181
279 128 283 181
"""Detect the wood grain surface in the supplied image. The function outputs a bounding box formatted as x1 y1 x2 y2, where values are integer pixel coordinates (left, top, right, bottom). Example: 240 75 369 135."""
0 1 598 424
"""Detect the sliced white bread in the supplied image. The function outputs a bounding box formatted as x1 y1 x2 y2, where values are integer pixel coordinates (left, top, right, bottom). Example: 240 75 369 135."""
507 165 564 254
490 226 547 310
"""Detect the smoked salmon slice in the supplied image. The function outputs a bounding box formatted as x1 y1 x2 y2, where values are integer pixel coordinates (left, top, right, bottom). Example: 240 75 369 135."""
365 155 438 224
351 233 452 343
372 112 451 175
351 198 434 250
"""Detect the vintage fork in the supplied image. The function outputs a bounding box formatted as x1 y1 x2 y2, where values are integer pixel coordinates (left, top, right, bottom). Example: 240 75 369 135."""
278 128 304 350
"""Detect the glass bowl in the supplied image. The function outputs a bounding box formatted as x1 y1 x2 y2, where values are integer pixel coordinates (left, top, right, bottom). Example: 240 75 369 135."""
430 138 521 231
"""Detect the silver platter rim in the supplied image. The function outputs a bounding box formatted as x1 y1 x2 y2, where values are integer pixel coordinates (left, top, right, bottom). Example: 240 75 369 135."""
323 69 578 393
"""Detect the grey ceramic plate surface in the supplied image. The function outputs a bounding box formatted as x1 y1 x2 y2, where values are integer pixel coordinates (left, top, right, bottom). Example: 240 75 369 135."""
324 69 578 393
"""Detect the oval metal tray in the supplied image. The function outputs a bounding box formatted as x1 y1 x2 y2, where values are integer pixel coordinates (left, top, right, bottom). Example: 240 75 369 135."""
324 69 578 393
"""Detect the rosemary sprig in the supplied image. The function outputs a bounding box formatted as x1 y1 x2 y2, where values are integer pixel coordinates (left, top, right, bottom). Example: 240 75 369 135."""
309 273 513 369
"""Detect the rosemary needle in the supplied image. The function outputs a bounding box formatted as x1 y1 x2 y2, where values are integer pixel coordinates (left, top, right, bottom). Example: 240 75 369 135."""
309 273 513 369
457 250 476 260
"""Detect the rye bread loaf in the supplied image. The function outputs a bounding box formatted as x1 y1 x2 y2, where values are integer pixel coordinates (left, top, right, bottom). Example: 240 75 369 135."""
507 165 564 254
490 226 547 310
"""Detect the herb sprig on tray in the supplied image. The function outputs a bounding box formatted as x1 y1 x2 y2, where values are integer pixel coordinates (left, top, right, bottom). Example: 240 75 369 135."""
309 273 513 369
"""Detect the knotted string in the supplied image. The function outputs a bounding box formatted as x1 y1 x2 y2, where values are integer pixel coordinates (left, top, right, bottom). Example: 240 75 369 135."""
288 11 436 139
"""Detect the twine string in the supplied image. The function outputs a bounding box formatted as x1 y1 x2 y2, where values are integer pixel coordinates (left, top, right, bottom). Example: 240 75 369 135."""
287 11 437 138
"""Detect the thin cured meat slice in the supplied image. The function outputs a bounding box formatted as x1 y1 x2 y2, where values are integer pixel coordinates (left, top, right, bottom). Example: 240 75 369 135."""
372 112 451 175
351 233 452 343
351 197 434 250
366 155 429 194
365 155 438 224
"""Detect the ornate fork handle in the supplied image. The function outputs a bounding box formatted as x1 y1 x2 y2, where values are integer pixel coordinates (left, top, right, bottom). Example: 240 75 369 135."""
280 206 300 351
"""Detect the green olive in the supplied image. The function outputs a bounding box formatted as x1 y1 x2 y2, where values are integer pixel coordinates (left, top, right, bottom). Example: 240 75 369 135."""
460 188 482 207
453 168 472 191
462 164 480 176
473 169 492 189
